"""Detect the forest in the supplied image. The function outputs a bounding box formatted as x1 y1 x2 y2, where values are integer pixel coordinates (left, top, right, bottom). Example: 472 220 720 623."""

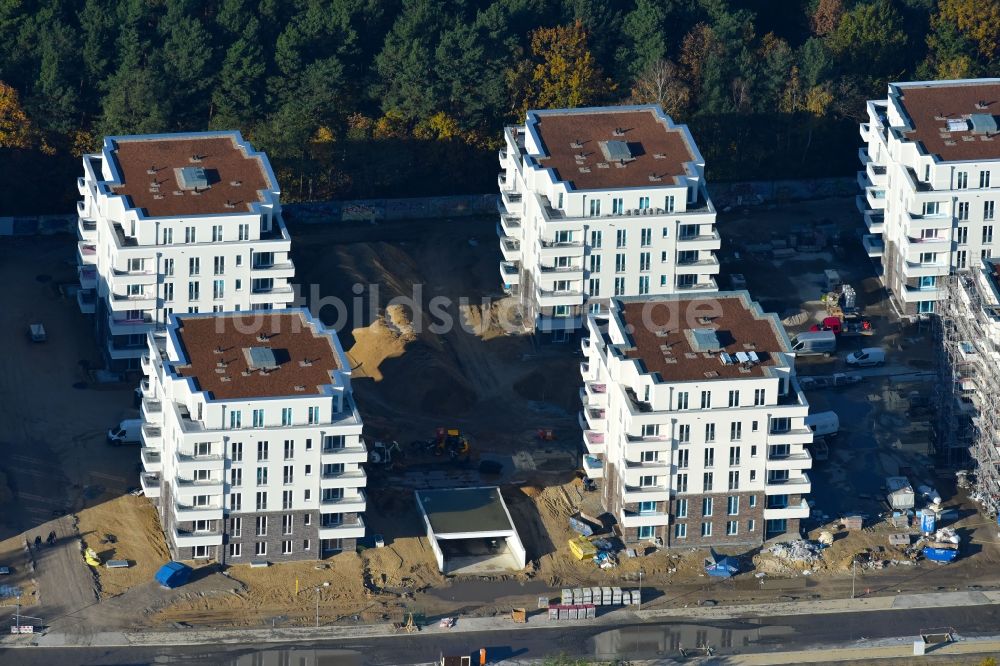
0 0 995 213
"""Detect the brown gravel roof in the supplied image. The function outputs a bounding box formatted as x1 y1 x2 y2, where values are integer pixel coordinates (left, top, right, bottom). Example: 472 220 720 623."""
530 108 696 190
618 295 785 382
172 312 340 400
108 134 271 217
895 82 1000 162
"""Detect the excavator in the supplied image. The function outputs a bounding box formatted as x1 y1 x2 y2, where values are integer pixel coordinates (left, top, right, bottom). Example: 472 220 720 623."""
434 428 471 459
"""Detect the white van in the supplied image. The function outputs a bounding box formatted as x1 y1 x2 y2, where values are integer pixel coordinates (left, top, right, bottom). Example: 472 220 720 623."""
845 348 885 367
805 411 839 437
791 330 837 355
107 419 143 446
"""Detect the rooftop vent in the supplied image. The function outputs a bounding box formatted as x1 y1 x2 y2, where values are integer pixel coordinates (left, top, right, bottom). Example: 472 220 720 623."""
688 328 721 352
599 140 633 163
970 113 998 134
176 166 209 190
243 346 278 371
947 118 970 133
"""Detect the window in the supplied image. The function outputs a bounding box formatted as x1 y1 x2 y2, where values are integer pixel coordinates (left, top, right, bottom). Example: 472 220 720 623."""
639 475 656 487
185 226 196 243
189 257 200 276
923 201 940 216
194 519 213 533
704 448 715 467
230 493 241 511
958 250 968 269
162 228 173 245
664 195 675 213
748 519 756 532
957 226 969 244
639 251 650 271
985 226 994 244
676 392 689 409
256 466 268 485
283 440 294 460
754 388 765 406
616 229 627 248
957 171 969 189
282 514 294 535
640 228 652 247
281 407 292 426
703 472 713 491
676 498 688 518
751 421 759 432
591 230 602 248
638 526 655 539
255 516 267 536
920 275 936 289
726 521 738 536
988 202 996 221
638 275 649 295
589 199 601 216
163 283 174 301
677 448 689 469
770 417 790 433
639 196 650 209
705 423 715 442
589 254 601 273
282 490 293 509
308 406 320 424
615 253 626 273
749 495 757 508
958 201 970 220
730 422 742 441
588 279 600 297
303 539 311 551
702 497 713 517
193 545 209 559
230 468 242 487
230 517 242 537
305 438 313 451
676 473 688 493
256 440 268 460
728 390 740 407
255 491 267 511
213 256 225 275
639 501 656 515
255 542 266 557
701 522 712 537
612 197 623 215
163 258 174 276
213 279 224 300
253 410 265 429
127 283 142 297
918 300 935 314
212 225 223 242
304 489 311 501
614 277 625 295
700 390 712 409
282 540 293 555
982 171 992 188
237 223 249 241
231 440 243 461
678 424 690 442
283 465 293 485
675 523 687 538
188 281 200 301
727 496 739 515
729 446 741 466
728 470 740 490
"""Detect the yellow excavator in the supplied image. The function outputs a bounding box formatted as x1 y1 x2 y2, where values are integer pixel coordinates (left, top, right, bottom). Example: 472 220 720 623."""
435 428 471 458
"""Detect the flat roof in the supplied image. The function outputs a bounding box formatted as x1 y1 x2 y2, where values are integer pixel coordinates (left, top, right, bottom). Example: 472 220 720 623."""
415 487 513 534
616 293 786 381
528 107 696 190
894 81 1000 162
171 312 340 400
106 133 272 217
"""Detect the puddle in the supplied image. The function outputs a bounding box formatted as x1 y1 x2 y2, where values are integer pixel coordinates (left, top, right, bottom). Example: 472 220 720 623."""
425 578 551 602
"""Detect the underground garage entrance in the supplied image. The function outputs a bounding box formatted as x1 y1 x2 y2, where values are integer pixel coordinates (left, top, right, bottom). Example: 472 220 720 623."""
415 486 527 575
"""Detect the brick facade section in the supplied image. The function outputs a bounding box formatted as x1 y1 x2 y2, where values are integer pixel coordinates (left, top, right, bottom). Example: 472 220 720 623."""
666 491 764 548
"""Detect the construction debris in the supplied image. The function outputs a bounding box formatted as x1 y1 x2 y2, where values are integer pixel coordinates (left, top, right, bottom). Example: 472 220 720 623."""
766 540 823 564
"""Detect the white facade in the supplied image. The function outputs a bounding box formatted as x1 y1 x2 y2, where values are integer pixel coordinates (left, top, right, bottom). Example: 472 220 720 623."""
76 131 295 369
140 310 365 562
498 105 720 338
580 293 813 547
860 79 1000 318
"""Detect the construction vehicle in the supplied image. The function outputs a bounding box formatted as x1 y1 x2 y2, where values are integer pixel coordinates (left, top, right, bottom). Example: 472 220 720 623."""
435 428 471 459
83 548 100 567
369 440 401 466
810 315 875 337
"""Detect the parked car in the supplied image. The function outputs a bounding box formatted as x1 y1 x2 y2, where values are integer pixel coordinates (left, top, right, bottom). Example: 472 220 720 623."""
28 323 46 342
0 566 11 575
107 419 143 445
790 330 836 355
845 348 885 367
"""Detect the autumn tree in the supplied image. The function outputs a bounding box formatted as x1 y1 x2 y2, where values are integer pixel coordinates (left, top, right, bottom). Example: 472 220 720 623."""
515 19 610 114
0 81 34 149
630 59 690 117
937 0 1000 62
811 0 844 36
825 0 908 82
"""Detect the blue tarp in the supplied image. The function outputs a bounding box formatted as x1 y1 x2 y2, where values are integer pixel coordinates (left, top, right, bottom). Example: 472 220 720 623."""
705 550 740 578
155 561 192 588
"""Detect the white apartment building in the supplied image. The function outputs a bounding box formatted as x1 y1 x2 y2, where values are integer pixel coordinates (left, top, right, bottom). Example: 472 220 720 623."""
76 131 295 370
139 309 366 563
498 105 720 342
580 292 813 547
860 78 1000 318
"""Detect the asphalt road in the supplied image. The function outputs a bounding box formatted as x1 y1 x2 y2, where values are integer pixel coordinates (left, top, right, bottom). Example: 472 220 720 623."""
5 601 1000 665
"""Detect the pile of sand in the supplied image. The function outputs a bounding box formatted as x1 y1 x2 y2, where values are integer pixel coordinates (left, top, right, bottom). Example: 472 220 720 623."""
77 495 170 598
347 306 417 382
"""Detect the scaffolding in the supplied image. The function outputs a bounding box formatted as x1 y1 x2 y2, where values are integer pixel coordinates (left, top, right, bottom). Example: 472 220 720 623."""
937 270 1000 514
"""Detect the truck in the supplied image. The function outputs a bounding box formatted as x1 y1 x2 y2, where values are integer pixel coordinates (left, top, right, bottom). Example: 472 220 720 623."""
107 419 142 446
809 315 875 337
790 330 837 355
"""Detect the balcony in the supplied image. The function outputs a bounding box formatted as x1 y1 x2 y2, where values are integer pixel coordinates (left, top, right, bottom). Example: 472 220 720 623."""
866 162 887 187
863 235 884 258
140 473 161 499
500 261 520 286
764 473 811 496
77 177 87 195
141 398 163 424
249 286 295 304
173 501 224 522
864 210 884 234
76 289 97 314
865 187 886 210
675 278 718 292
582 454 604 480
108 313 155 336
319 445 368 464
765 450 813 471
319 469 367 489
582 430 605 456
498 148 507 165
77 216 97 241
676 230 721 250
763 500 810 520
174 451 226 473
172 528 223 548
110 267 157 288
536 238 585 260
903 258 950 277
320 491 367 513
110 291 157 312
859 123 871 141
858 146 871 165
498 172 511 192
173 477 225 497
500 236 521 262
77 199 91 218
904 234 951 255
318 518 366 540
250 260 296 279
501 189 522 215
536 286 583 307
140 447 162 473
77 241 97 265
675 255 721 274
583 381 608 404
141 423 162 448
583 406 606 429
499 213 521 237
537 263 585 282
766 427 812 445
902 284 945 302
622 486 671 503
140 353 153 375
620 510 669 528
79 266 97 290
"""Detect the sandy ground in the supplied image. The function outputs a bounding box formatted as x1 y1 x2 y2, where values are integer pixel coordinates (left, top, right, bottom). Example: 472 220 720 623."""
76 495 170 598
0 533 37 607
